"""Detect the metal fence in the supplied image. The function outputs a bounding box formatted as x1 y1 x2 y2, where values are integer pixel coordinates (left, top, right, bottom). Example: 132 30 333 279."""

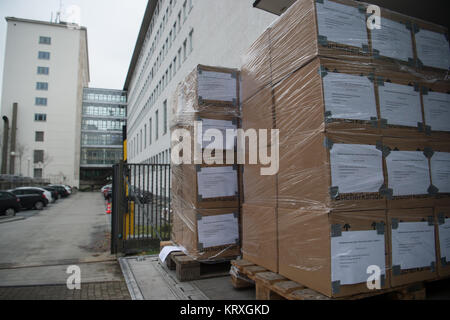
111 162 171 255
0 175 51 191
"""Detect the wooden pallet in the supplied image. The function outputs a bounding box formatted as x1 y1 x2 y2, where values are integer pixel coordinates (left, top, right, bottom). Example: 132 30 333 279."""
160 241 236 282
230 259 428 300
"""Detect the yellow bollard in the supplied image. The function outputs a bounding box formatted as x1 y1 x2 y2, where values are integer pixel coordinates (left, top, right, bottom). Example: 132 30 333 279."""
124 201 135 240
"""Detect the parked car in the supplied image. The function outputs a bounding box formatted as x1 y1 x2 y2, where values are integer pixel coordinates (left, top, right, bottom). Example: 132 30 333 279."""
14 187 54 203
48 185 70 198
8 188 48 210
49 184 71 195
0 191 21 216
42 186 60 201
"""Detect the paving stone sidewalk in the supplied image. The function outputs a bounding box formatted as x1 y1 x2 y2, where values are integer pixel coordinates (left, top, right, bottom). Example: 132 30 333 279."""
0 281 131 300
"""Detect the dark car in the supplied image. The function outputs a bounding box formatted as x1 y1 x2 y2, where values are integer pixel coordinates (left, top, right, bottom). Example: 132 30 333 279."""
42 187 60 201
0 191 21 216
8 188 48 210
47 185 69 198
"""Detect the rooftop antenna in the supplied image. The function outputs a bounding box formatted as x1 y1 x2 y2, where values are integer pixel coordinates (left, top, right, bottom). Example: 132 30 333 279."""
55 0 63 23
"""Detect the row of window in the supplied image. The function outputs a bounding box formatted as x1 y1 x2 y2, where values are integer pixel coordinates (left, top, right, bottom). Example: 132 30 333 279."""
83 105 126 118
81 119 126 132
129 101 168 160
81 149 123 165
81 132 123 146
130 0 193 108
83 92 127 103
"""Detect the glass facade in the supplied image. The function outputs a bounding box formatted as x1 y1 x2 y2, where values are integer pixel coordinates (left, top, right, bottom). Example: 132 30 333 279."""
81 88 127 169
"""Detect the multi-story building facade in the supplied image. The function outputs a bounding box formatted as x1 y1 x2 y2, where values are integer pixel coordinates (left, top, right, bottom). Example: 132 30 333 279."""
80 87 127 188
0 17 89 187
124 0 276 164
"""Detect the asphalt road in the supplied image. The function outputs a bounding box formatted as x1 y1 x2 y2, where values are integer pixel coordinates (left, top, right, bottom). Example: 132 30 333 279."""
0 192 127 297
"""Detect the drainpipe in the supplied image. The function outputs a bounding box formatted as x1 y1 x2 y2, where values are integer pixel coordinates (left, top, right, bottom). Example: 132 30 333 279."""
1 116 10 174
9 103 18 175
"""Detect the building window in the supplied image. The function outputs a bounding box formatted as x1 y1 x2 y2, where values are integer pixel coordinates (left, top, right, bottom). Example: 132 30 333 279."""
34 168 43 178
155 110 159 141
149 118 153 145
178 49 182 69
173 57 177 76
144 124 147 148
36 82 48 91
189 29 194 53
140 129 143 153
35 97 47 106
37 67 49 75
163 100 168 135
183 40 187 61
34 150 44 163
34 114 47 121
38 51 50 60
39 36 51 45
35 131 44 142
177 12 181 31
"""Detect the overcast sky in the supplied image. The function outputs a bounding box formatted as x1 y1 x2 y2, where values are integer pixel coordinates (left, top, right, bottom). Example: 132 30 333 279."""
0 0 148 92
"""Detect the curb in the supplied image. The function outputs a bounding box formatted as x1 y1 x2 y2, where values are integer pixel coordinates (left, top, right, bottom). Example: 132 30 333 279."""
0 217 26 224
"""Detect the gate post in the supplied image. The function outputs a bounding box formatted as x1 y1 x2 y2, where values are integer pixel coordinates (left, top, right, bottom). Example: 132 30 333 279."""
111 161 125 254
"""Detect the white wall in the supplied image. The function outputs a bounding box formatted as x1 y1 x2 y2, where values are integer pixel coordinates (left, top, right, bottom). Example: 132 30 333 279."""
126 0 276 164
0 19 89 187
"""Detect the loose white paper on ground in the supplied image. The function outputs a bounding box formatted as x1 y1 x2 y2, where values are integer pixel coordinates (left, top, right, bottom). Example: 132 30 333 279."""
323 72 377 121
197 166 238 199
431 152 450 193
331 230 386 285
392 222 436 270
316 0 368 49
423 92 450 132
379 82 422 127
198 70 237 103
371 17 414 62
386 151 430 196
415 29 450 70
197 118 237 150
159 245 183 263
197 213 239 249
330 144 384 194
439 218 450 263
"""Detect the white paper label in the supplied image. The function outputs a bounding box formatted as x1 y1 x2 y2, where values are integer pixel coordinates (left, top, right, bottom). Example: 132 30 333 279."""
392 221 436 270
159 245 183 263
330 144 384 194
197 119 237 150
423 92 450 132
197 213 239 249
316 0 368 49
371 18 414 62
415 29 450 70
198 70 237 102
439 218 450 262
386 151 430 196
379 82 422 127
331 230 386 285
197 166 238 199
431 152 450 193
323 73 377 121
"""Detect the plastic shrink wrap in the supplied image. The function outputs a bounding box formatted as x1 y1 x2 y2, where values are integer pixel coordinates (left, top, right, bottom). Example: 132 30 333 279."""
241 0 449 297
170 65 243 262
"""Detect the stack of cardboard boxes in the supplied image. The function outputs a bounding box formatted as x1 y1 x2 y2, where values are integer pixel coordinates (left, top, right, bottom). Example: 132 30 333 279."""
170 65 243 261
241 0 450 297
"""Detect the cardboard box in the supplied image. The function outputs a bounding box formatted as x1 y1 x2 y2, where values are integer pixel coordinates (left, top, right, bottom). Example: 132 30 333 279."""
277 131 386 211
241 28 272 103
435 207 450 278
172 207 241 261
370 7 415 71
242 204 278 272
173 65 241 120
373 69 424 138
411 17 450 75
172 164 240 209
273 57 379 137
429 139 450 206
382 137 434 209
420 80 450 140
278 208 389 298
270 0 371 86
387 208 437 287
